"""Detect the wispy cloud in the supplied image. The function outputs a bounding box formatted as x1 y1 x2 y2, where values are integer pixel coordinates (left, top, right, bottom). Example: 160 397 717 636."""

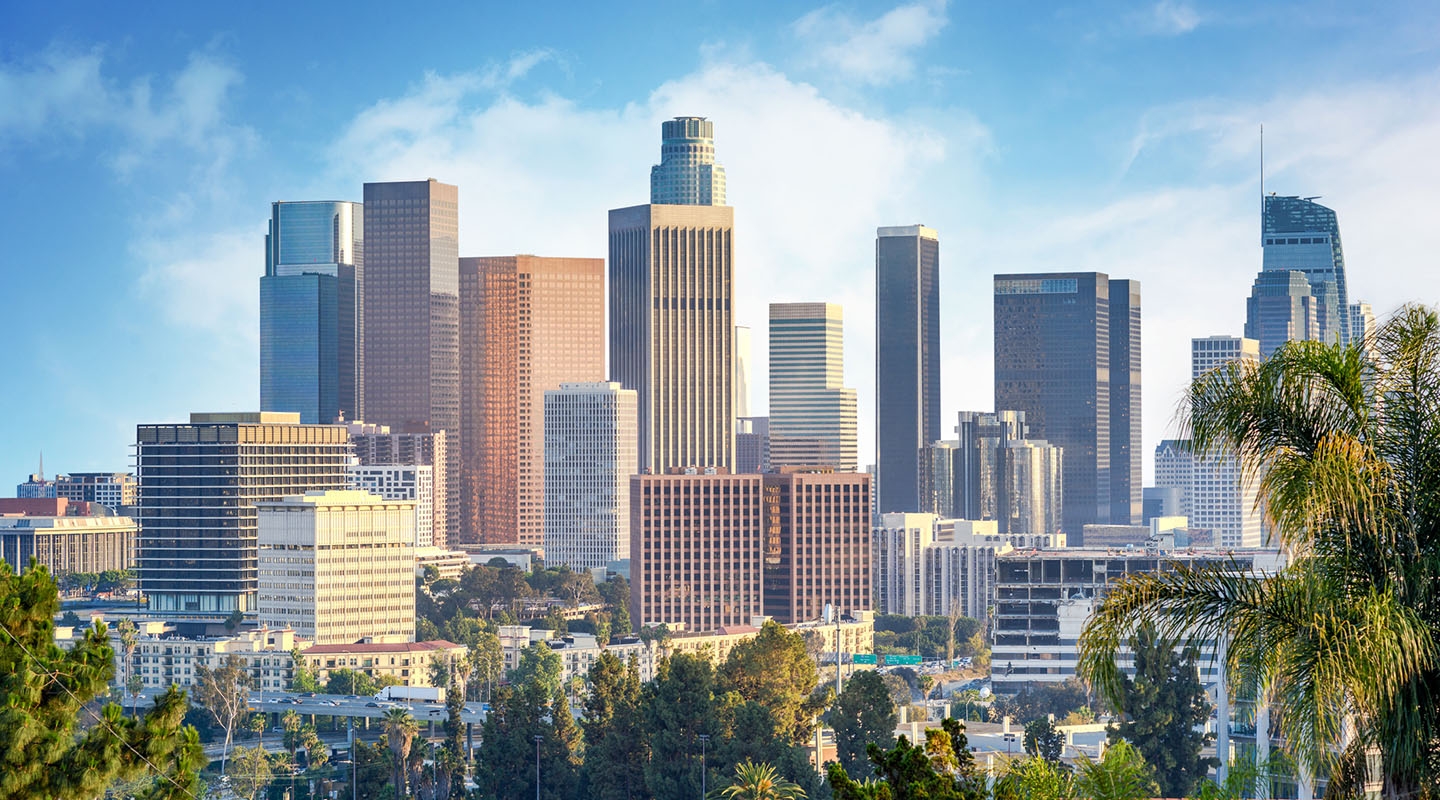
791 0 950 85
1134 0 1203 36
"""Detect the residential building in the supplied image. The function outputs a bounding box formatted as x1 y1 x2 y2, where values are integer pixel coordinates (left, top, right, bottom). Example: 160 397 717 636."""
260 200 364 424
499 625 662 684
0 514 136 576
664 613 875 669
994 273 1142 538
17 471 55 499
736 416 770 474
361 179 460 548
649 116 726 206
346 463 434 548
304 640 467 688
735 325 753 419
1190 336 1263 548
257 490 415 644
54 472 138 508
348 421 452 549
1262 194 1349 344
629 467 870 632
460 255 605 546
769 303 857 471
1153 440 1194 519
872 514 1010 620
1350 301 1377 354
871 513 937 617
94 624 307 692
136 413 350 618
1245 269 1319 358
875 225 940 514
543 382 638 572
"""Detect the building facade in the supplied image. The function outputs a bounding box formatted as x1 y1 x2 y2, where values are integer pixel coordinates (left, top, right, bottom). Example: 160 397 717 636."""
460 255 605 546
304 640 467 688
348 422 452 549
873 514 1008 619
260 200 364 424
875 225 940 514
0 514 136 576
257 490 416 645
543 382 638 572
649 116 727 206
136 413 350 618
346 463 435 548
54 472 139 508
994 273 1141 539
1190 336 1263 548
735 416 770 474
735 325 753 419
1153 439 1194 519
768 303 857 471
1262 194 1349 344
1244 269 1319 358
761 468 871 624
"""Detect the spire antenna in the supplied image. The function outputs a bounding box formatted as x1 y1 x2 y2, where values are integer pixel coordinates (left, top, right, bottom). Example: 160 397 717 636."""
1260 124 1265 245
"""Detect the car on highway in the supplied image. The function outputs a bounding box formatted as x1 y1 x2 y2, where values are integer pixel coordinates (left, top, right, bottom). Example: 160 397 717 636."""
365 702 380 708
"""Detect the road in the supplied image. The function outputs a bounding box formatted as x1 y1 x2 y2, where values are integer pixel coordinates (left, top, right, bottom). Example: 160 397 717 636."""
245 690 489 726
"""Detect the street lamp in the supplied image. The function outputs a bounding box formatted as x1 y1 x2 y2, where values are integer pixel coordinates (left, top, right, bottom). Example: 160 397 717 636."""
698 734 711 799
534 734 544 800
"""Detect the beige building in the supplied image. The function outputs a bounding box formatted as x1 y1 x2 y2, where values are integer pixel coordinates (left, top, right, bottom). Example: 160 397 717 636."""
768 303 857 471
304 639 466 688
460 255 606 547
0 513 136 576
257 490 416 645
81 623 306 692
543 382 639 572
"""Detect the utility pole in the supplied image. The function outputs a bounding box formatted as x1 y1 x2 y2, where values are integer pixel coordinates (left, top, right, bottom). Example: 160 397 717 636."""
534 734 543 800
698 734 710 800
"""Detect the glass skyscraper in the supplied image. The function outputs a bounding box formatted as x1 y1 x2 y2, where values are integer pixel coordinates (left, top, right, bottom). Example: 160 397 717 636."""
650 116 727 206
875 225 940 514
260 201 363 424
768 303 857 471
1262 195 1348 344
1244 269 1318 358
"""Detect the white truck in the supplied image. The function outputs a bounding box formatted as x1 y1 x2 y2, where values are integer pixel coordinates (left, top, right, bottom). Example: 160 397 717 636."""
375 685 445 703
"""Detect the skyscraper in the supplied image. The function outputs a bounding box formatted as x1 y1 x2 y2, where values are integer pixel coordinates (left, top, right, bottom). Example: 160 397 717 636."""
544 382 638 572
875 225 940 514
649 116 727 206
610 119 734 472
1349 301 1377 349
1153 439 1193 519
1190 336 1262 548
347 422 452 548
994 273 1141 538
460 256 605 546
260 201 363 424
1262 194 1349 344
734 325 753 419
361 179 459 435
136 412 349 618
768 303 857 471
1244 269 1319 358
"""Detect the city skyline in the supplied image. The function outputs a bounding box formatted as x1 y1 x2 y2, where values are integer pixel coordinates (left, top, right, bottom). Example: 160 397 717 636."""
4 1 1439 487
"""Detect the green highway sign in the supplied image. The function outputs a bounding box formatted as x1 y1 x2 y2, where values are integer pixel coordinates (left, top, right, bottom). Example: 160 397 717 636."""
882 654 923 666
852 654 878 665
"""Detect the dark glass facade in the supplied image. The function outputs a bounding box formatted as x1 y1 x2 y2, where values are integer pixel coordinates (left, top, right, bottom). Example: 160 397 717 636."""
1261 195 1348 344
993 273 1141 539
875 226 940 514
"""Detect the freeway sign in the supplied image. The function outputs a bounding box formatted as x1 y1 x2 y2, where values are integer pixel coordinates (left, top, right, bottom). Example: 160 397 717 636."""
852 654 878 665
882 654 922 666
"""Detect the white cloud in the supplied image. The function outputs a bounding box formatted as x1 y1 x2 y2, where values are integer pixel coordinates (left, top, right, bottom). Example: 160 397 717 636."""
791 0 950 85
1138 1 1202 36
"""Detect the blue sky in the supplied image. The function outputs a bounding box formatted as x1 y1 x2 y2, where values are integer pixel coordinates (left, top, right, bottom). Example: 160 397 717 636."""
3 0 1439 487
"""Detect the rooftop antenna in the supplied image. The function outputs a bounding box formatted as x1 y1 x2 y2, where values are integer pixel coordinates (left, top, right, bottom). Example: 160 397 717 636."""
1259 124 1264 245
38 450 44 481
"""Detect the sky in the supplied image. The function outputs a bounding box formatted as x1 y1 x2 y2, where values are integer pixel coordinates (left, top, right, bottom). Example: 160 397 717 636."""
3 0 1439 489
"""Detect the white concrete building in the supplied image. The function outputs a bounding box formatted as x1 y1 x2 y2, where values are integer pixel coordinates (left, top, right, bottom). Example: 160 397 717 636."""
347 463 435 547
1153 439 1194 519
874 514 1010 619
543 382 638 571
1190 337 1263 549
257 490 416 645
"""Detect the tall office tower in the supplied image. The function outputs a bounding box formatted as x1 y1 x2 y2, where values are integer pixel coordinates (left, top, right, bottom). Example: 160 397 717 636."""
136 413 349 618
260 201 364 424
999 439 1064 536
994 273 1142 540
1190 337 1263 548
735 325 753 419
611 120 734 472
922 441 960 518
461 256 605 546
257 490 416 644
768 303 858 471
735 417 770 474
649 116 727 206
54 473 138 508
1262 194 1349 344
1153 440 1194 519
1350 302 1377 352
875 226 940 514
630 467 870 631
544 382 638 572
954 411 1027 521
346 463 434 548
872 513 939 616
347 422 452 548
1245 270 1319 358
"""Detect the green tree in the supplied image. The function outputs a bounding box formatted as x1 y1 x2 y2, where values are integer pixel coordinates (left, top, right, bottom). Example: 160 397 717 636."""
469 630 503 702
509 640 564 694
350 739 393 800
289 646 321 693
59 609 83 628
382 707 419 797
0 562 205 800
1024 717 1065 763
1104 627 1216 797
1073 740 1157 800
994 755 1072 800
714 760 806 800
475 681 581 800
827 670 897 779
580 651 648 800
281 709 303 761
599 576 632 634
717 620 824 745
301 725 328 770
115 617 139 716
227 744 274 800
195 653 252 775
827 718 984 800
992 678 1090 725
1079 309 1440 792
644 653 724 800
325 667 378 697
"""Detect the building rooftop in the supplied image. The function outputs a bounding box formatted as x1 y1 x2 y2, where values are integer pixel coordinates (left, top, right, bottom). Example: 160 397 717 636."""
303 639 462 655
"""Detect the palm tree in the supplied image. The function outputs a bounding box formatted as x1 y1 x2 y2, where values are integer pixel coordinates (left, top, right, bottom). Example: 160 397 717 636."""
1073 740 1157 800
115 618 138 717
1077 306 1440 795
711 760 806 800
382 707 420 797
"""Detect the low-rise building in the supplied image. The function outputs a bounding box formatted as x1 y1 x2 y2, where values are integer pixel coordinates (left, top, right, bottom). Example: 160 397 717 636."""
75 623 306 692
0 513 136 576
303 639 467 688
54 472 139 508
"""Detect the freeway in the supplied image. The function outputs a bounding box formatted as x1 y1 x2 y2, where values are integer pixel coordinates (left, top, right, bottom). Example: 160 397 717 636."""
245 690 489 726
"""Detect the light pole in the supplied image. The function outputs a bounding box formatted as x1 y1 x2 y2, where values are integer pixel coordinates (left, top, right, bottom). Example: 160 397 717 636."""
533 734 544 800
698 734 710 800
